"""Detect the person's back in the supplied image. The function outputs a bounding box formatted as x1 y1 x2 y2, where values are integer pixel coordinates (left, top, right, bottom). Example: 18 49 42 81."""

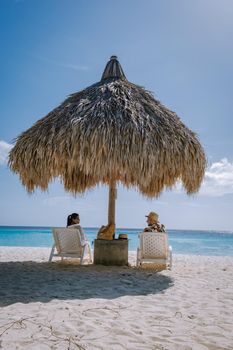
144 222 165 233
67 212 89 246
144 211 165 233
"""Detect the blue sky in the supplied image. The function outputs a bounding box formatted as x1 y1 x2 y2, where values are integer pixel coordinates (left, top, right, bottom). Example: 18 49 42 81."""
1 0 233 230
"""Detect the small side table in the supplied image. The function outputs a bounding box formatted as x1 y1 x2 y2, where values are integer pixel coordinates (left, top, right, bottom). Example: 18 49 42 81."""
94 239 128 266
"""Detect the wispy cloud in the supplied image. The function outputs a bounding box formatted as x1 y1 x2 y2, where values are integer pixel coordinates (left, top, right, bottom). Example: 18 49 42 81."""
173 158 233 197
34 55 89 72
0 140 13 165
180 202 204 208
42 196 94 211
200 158 233 196
42 196 71 207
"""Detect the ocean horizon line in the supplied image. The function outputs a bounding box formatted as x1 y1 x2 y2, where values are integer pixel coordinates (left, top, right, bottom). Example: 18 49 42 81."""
0 225 232 234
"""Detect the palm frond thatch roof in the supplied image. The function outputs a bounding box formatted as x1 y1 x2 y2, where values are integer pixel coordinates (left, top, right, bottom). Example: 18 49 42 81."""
9 56 206 197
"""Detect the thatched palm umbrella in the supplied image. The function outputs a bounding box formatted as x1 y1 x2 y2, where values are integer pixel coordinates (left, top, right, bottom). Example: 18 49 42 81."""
9 56 206 228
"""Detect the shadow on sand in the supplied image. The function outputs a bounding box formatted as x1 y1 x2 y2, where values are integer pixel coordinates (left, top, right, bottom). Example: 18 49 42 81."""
0 261 174 306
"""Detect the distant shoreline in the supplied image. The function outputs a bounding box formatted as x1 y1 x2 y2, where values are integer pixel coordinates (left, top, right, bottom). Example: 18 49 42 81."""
0 225 232 233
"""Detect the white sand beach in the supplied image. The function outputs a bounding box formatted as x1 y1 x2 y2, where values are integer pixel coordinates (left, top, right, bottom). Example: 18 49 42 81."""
0 247 233 350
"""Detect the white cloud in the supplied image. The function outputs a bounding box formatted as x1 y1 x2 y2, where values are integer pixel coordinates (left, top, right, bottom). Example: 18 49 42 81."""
0 140 13 165
172 158 233 197
200 158 233 196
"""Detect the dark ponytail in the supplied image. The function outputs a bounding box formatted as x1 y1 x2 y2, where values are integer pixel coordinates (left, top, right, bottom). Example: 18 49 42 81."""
67 213 79 227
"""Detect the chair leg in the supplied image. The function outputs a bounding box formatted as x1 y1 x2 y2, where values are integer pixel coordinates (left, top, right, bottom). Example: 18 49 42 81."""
49 244 55 262
170 253 172 270
88 243 93 263
169 248 172 270
80 247 85 265
136 248 141 267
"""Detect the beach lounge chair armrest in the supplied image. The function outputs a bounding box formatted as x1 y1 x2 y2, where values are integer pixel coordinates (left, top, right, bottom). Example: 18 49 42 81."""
81 240 90 247
83 241 93 262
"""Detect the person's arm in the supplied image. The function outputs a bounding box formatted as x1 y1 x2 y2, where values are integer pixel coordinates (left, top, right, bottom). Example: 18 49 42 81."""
159 223 166 232
144 226 152 232
76 225 88 245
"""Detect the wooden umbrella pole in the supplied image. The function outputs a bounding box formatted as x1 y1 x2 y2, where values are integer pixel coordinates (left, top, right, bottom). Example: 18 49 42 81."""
108 179 117 226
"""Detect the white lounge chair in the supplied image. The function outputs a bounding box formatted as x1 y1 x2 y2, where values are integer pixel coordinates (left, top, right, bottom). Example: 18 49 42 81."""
136 232 172 270
49 227 92 264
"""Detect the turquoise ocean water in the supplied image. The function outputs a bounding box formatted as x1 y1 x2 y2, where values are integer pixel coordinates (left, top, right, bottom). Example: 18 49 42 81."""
0 226 233 256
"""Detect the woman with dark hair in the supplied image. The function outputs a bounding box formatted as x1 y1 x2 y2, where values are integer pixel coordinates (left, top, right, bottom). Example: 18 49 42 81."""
67 212 89 247
67 213 80 227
